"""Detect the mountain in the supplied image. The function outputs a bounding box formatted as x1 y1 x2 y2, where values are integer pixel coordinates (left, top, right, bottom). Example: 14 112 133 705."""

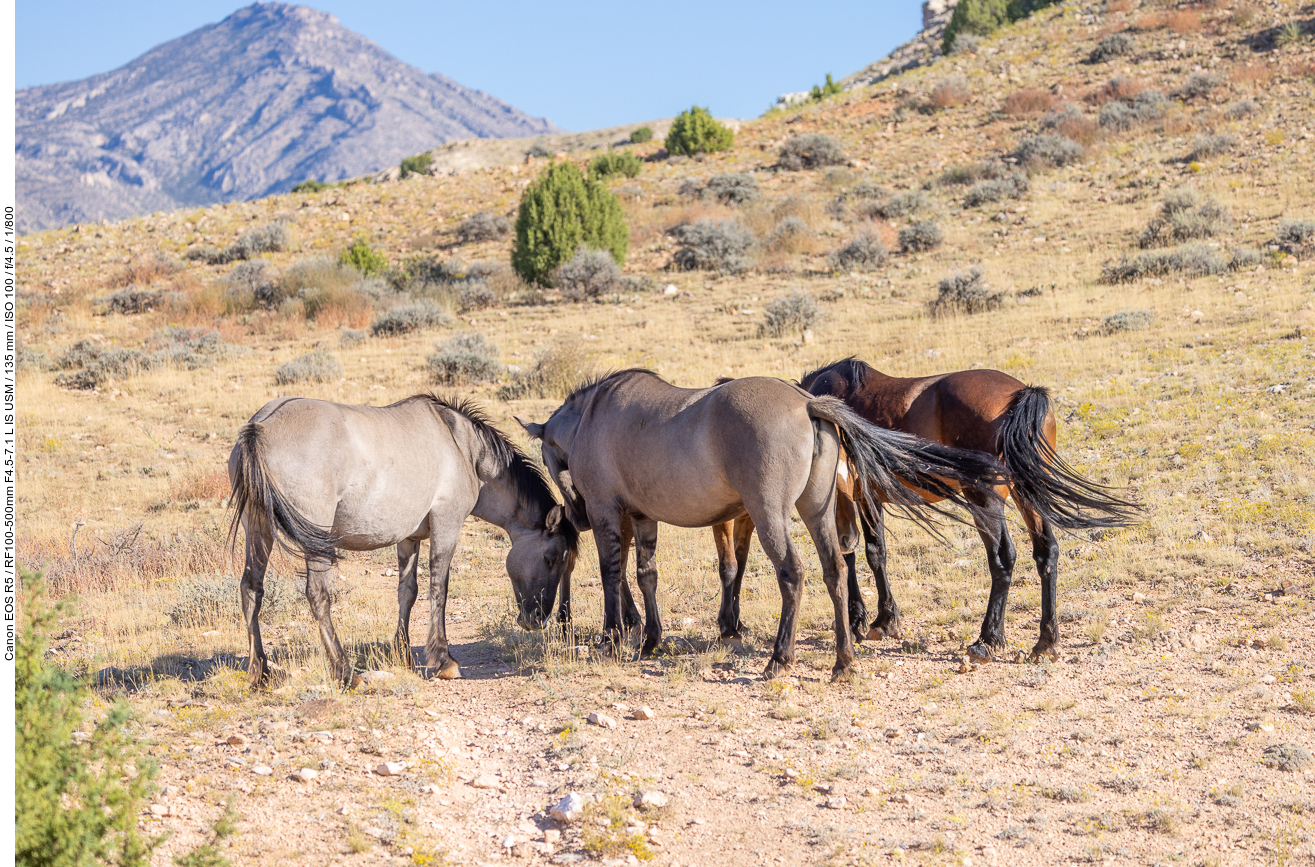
15 2 559 233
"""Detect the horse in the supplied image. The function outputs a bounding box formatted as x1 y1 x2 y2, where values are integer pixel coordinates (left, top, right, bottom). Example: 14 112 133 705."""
794 357 1141 662
228 394 578 688
518 369 1006 681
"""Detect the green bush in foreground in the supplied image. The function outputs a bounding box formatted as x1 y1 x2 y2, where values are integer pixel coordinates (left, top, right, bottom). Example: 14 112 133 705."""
664 106 734 157
339 236 389 278
16 566 158 867
590 151 643 181
512 161 628 285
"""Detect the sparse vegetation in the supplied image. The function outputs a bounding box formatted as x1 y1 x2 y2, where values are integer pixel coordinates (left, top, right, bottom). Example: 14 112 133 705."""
1139 188 1231 247
498 338 594 400
1012 133 1084 168
866 190 930 220
274 349 343 385
590 151 643 181
512 161 629 285
671 219 756 274
779 133 846 170
456 211 512 244
1089 32 1135 62
339 236 389 277
399 152 433 178
899 220 944 252
554 246 623 300
810 73 844 102
828 231 888 271
1224 98 1259 119
371 299 451 336
1100 309 1155 334
1177 72 1223 101
929 75 972 110
1102 243 1260 283
291 178 329 193
629 126 653 144
963 174 1028 207
929 266 1005 315
427 332 503 385
55 327 236 390
759 290 821 337
947 32 982 55
1277 220 1315 254
1189 132 1239 160
1262 743 1312 772
1003 87 1056 116
701 173 759 205
1098 90 1169 131
664 106 734 156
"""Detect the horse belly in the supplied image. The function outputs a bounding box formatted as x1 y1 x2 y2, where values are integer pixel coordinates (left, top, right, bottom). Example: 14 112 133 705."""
329 469 446 551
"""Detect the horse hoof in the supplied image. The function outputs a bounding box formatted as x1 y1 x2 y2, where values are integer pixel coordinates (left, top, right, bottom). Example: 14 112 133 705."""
1028 644 1059 664
831 667 857 684
966 643 995 664
437 660 462 680
762 661 792 680
348 672 363 690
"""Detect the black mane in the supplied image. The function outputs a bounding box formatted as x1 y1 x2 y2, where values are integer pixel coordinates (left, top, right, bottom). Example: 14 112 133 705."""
799 357 872 392
395 394 564 527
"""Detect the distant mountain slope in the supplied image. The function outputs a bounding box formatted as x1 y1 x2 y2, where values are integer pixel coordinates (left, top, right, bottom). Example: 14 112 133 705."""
16 2 558 233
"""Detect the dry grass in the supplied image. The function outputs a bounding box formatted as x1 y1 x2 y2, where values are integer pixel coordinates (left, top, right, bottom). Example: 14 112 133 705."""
1004 88 1058 117
1167 10 1202 33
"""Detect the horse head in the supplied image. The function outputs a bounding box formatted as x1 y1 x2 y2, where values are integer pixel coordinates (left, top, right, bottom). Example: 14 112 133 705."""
517 411 591 532
506 503 578 630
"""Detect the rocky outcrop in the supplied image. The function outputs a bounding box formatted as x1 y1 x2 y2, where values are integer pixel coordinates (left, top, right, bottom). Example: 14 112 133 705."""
840 0 963 91
16 3 558 233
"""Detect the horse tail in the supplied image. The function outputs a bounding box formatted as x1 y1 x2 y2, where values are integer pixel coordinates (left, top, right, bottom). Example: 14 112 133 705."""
228 422 339 563
806 396 1007 537
997 386 1141 530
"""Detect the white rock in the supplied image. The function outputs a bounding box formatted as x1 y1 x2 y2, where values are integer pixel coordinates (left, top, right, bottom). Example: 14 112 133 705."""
471 774 501 789
502 835 518 849
550 792 587 823
251 764 273 776
633 789 669 811
825 796 847 809
587 712 617 729
292 768 318 782
663 284 679 296
374 762 405 777
632 706 656 721
148 803 169 817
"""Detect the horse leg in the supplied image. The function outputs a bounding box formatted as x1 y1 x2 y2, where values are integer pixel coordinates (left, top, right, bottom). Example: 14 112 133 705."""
967 493 1017 663
555 568 573 636
714 516 754 645
618 517 642 632
239 524 272 689
632 517 663 658
798 475 856 683
424 519 464 679
393 539 420 670
592 513 629 659
1023 507 1060 662
836 486 867 642
306 556 352 687
751 515 806 679
861 503 903 640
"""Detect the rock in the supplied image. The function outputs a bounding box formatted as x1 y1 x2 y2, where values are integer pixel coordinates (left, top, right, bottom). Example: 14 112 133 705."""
502 835 518 849
1190 310 1204 322
512 842 532 859
148 803 169 817
663 284 679 296
550 792 587 823
551 854 587 864
889 793 912 804
802 329 815 346
784 768 799 779
543 829 561 845
633 790 669 811
825 796 847 809
292 768 318 782
359 670 395 692
1132 592 1146 604
1261 674 1277 684
252 764 273 776
611 702 630 712
587 712 617 729
471 774 501 789
632 706 656 721
226 733 249 746
374 762 405 776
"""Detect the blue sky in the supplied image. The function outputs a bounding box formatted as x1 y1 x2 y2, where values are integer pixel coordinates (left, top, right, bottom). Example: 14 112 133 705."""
16 1 923 131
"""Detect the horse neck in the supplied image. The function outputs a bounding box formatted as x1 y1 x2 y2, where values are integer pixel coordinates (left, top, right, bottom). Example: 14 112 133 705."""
468 452 544 542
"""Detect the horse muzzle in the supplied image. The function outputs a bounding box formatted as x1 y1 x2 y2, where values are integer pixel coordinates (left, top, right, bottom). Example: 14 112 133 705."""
518 608 549 631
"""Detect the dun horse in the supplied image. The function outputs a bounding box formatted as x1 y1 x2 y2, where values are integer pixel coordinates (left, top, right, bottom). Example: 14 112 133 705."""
797 358 1140 662
228 395 577 687
520 370 1005 680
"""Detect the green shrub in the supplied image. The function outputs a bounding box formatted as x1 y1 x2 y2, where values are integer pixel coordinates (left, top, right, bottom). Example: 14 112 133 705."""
629 126 653 144
16 567 158 867
339 236 389 277
590 151 643 180
942 0 1061 55
292 179 329 193
511 161 629 285
428 332 503 385
664 106 734 157
399 152 433 178
810 73 843 102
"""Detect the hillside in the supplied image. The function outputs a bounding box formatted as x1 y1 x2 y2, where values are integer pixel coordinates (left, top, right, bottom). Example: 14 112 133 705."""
13 0 1315 864
16 2 558 233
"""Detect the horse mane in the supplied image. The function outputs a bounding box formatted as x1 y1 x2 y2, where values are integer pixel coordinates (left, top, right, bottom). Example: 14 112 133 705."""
392 394 567 533
554 368 664 416
799 357 872 392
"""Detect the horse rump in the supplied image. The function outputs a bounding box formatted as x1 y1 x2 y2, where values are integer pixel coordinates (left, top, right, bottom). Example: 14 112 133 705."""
228 422 339 562
997 386 1141 530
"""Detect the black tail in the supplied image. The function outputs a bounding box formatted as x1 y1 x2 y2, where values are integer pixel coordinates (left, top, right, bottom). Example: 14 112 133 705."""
228 423 339 563
807 396 1008 537
997 386 1141 530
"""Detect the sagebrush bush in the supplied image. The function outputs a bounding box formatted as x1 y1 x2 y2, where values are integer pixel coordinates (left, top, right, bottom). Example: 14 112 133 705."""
55 327 235 390
1013 134 1084 168
16 567 158 867
233 222 289 260
702 173 759 205
827 232 888 271
1224 98 1259 119
760 290 822 337
590 152 643 180
1278 220 1315 252
399 152 433 178
665 106 734 156
498 338 594 400
964 175 1029 207
371 299 450 336
457 280 499 312
767 216 812 254
866 190 930 220
101 287 162 315
671 219 757 274
1189 132 1239 160
428 332 503 385
554 246 623 300
457 211 511 244
224 260 279 309
1177 72 1223 100
929 75 972 109
1139 189 1231 247
947 32 982 54
339 236 389 277
274 349 343 385
339 329 367 348
1100 309 1155 334
779 134 847 170
899 220 944 252
929 266 1005 315
512 161 629 285
277 256 386 320
1098 89 1168 130
936 159 1011 186
629 126 653 144
1102 243 1260 283
1089 32 1135 62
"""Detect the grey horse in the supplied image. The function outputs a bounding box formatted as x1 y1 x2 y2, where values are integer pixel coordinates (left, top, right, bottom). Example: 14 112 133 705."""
520 370 1005 681
229 394 577 688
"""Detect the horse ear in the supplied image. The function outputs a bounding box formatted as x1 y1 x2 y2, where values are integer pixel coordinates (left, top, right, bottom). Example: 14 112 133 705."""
545 503 564 532
516 417 545 440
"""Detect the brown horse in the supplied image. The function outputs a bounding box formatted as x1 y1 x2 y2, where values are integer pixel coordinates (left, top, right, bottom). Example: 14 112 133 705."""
790 357 1140 662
